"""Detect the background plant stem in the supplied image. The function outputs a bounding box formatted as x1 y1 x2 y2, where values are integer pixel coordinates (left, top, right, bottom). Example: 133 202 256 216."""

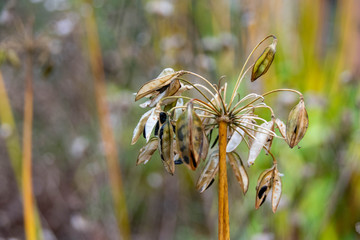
218 121 230 240
22 52 36 240
83 3 130 239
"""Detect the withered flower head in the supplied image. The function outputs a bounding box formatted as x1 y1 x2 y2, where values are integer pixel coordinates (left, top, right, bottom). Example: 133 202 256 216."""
132 35 307 216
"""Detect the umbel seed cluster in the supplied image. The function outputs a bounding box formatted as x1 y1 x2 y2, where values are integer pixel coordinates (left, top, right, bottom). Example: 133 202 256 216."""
132 35 308 213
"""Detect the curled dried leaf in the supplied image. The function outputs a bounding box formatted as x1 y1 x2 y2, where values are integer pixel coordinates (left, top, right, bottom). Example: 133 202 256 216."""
286 99 309 148
247 120 275 166
227 152 249 194
131 108 154 145
251 40 277 82
159 116 175 175
196 151 219 193
136 137 159 165
255 166 275 209
272 168 282 213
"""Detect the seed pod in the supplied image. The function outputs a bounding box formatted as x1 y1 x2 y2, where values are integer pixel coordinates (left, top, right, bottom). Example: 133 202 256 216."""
247 120 275 166
159 116 175 175
135 68 183 101
264 118 275 154
136 137 159 165
251 40 277 82
131 108 154 145
176 102 208 170
227 152 249 194
144 109 159 142
275 118 286 138
272 168 282 213
255 166 275 209
286 99 309 148
196 151 219 193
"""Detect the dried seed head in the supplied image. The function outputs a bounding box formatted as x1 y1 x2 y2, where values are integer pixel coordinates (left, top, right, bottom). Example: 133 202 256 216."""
251 40 277 82
255 166 275 209
286 99 309 148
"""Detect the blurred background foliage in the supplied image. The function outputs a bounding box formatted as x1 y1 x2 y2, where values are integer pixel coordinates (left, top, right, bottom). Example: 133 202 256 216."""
0 0 359 239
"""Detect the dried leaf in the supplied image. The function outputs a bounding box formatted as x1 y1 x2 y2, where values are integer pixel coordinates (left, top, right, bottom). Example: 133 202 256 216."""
135 68 183 101
227 152 249 194
176 102 207 170
251 40 277 82
159 116 175 175
196 151 219 193
255 166 274 209
131 108 154 145
272 168 282 213
247 120 275 166
286 99 309 148
136 137 159 165
275 118 286 138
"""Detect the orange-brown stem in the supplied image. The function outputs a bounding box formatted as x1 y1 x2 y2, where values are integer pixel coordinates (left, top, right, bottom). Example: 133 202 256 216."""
22 53 36 240
218 121 230 240
83 4 130 239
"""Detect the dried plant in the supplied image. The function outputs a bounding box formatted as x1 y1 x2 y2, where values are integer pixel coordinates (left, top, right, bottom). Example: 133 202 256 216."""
132 35 309 239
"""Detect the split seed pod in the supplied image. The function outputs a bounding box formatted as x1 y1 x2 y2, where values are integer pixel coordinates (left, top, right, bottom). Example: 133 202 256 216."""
227 152 249 194
159 115 175 175
251 40 277 82
176 102 208 170
136 137 159 165
196 151 219 193
272 167 282 213
275 118 286 138
247 120 275 166
286 99 309 148
255 166 275 209
135 68 183 101
131 108 154 145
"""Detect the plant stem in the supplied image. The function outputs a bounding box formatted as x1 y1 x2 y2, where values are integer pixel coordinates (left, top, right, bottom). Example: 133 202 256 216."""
22 52 36 240
83 4 130 239
218 121 230 240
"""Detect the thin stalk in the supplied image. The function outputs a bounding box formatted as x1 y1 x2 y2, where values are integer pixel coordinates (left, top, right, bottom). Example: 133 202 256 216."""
228 35 276 109
218 121 230 240
83 4 130 239
22 52 36 240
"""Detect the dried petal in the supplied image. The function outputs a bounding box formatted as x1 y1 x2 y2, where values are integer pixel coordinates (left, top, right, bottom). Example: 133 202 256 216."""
275 118 286 138
226 127 244 152
251 40 277 82
227 152 249 194
144 109 159 142
159 116 175 175
286 99 309 148
136 137 159 165
135 68 183 101
226 118 252 152
255 166 275 209
196 151 219 193
131 108 154 145
176 102 207 170
272 168 282 213
247 120 275 166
